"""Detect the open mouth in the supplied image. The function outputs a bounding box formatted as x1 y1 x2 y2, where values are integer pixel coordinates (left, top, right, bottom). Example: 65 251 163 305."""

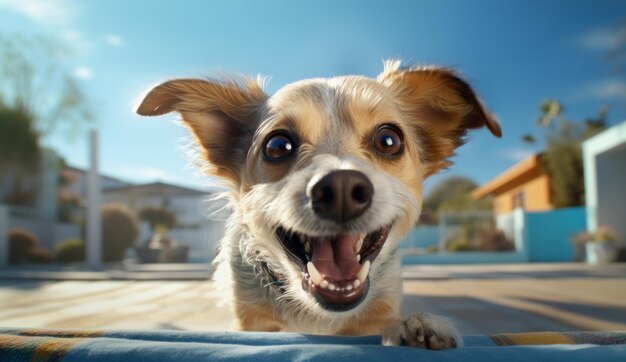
276 225 391 311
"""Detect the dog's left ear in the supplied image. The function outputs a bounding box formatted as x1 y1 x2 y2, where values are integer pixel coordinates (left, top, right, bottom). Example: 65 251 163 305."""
136 78 267 184
378 62 502 177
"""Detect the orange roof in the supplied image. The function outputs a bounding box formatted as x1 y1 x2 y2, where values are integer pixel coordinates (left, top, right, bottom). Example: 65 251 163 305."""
472 154 543 199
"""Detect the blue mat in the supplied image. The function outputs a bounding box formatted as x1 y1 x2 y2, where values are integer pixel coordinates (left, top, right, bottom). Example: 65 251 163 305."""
1 328 625 361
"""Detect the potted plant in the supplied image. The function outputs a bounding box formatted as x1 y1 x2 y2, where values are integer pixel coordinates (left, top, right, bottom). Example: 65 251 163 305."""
572 226 619 264
137 207 189 263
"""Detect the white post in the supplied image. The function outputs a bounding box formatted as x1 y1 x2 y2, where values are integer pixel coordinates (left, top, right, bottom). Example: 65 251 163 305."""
583 141 598 233
513 208 528 261
86 130 102 268
0 205 8 267
438 212 446 252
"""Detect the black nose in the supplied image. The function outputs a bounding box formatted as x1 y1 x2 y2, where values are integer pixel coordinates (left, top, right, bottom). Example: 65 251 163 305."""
311 170 374 223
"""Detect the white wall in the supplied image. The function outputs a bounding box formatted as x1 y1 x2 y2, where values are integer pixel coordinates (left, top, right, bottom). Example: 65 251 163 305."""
496 212 516 242
584 120 626 246
596 144 626 245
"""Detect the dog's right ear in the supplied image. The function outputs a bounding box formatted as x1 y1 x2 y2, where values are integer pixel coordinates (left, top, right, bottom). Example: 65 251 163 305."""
378 61 501 178
137 78 267 184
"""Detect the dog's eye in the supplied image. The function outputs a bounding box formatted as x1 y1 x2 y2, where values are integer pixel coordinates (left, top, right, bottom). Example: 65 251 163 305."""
263 133 295 161
373 125 403 156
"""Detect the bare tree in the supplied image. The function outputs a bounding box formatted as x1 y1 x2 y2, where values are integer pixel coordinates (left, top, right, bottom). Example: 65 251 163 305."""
0 34 92 205
0 34 92 137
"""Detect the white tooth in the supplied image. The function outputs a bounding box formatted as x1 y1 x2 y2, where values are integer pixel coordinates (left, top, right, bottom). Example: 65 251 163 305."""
354 234 365 253
328 283 336 291
357 260 370 283
304 242 311 255
356 254 361 262
353 279 361 288
307 262 322 285
320 280 329 289
346 284 353 291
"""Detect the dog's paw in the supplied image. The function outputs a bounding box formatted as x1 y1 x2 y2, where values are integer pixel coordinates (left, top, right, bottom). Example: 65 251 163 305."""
382 312 463 349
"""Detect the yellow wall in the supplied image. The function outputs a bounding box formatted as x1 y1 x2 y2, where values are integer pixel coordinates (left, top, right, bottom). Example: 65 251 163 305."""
493 174 552 215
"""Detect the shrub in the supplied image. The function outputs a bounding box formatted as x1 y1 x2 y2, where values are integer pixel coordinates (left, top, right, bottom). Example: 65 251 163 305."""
9 228 38 263
445 222 482 252
28 248 54 263
55 238 85 263
479 229 515 251
447 240 479 252
8 228 53 264
102 203 139 262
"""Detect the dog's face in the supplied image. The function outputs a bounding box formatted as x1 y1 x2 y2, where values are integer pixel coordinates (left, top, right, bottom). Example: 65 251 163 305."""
137 61 501 318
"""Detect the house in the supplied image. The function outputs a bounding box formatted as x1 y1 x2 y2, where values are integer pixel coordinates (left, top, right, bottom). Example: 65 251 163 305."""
470 153 588 263
57 166 132 223
471 154 552 216
104 182 226 261
104 182 208 226
5 158 225 262
1 148 65 221
583 120 626 244
59 167 219 231
60 166 132 198
79 176 225 262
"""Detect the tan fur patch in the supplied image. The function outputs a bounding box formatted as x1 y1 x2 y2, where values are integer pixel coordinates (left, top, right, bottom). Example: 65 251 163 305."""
378 64 501 178
137 78 267 184
243 88 333 186
337 298 397 335
234 303 285 332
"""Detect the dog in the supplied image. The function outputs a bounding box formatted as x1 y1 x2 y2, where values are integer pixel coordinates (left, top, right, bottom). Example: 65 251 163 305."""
136 60 501 349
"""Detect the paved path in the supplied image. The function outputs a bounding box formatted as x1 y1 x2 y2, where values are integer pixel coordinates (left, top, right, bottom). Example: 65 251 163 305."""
402 263 626 334
0 263 625 335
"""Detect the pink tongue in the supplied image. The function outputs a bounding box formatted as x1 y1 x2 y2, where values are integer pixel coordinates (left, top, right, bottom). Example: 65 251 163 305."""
310 234 361 282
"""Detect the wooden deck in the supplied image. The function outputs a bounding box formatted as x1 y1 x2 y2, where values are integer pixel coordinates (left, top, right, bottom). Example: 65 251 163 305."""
1 263 625 335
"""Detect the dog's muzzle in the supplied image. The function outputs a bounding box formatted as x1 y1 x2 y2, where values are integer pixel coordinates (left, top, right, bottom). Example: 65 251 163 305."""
274 170 391 312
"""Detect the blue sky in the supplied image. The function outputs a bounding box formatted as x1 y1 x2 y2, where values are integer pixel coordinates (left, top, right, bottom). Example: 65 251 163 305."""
1 0 624 194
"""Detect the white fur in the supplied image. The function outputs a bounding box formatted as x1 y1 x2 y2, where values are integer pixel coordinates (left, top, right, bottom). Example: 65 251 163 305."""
383 313 463 349
223 152 417 332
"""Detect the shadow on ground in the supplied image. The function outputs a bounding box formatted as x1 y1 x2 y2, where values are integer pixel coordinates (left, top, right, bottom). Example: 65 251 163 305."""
403 268 626 281
401 293 626 335
515 297 626 326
